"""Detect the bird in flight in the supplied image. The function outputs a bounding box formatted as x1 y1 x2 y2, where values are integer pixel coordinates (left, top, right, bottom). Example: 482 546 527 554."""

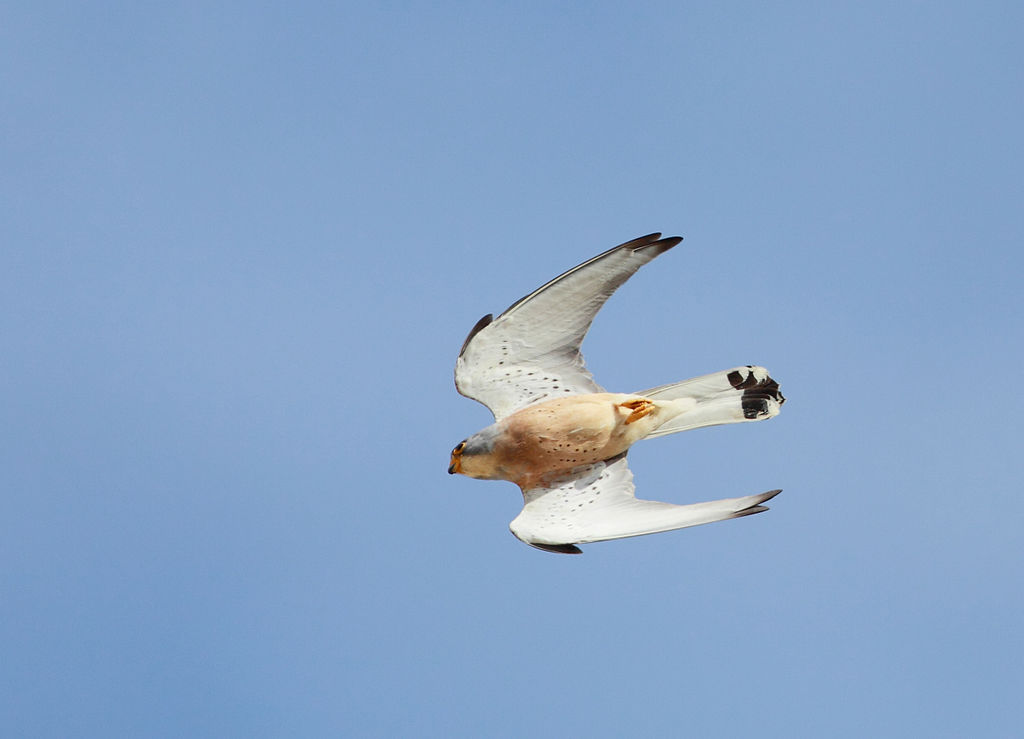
449 233 785 554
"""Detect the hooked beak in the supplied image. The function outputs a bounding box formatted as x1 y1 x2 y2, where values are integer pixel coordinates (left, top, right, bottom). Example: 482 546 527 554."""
448 449 462 475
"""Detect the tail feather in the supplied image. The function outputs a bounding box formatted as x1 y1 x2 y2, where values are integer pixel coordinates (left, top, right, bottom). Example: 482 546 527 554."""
638 366 785 438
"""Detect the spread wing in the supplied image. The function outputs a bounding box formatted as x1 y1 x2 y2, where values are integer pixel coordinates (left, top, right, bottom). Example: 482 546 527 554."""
454 233 682 419
508 455 781 553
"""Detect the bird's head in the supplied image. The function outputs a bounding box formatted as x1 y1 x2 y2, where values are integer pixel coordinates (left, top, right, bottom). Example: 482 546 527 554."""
448 427 499 478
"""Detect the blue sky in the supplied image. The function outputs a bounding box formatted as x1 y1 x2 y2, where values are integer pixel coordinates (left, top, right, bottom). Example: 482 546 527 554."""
3 2 1022 736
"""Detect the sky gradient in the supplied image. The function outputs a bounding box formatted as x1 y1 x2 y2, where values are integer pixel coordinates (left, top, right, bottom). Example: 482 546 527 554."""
3 2 1022 737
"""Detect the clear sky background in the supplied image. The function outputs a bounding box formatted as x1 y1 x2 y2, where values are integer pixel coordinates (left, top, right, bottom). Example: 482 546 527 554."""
3 2 1022 737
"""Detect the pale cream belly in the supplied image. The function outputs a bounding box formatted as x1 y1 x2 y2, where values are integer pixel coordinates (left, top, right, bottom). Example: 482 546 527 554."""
493 393 676 488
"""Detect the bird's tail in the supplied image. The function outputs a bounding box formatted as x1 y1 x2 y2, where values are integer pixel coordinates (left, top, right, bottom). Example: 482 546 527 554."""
637 366 785 438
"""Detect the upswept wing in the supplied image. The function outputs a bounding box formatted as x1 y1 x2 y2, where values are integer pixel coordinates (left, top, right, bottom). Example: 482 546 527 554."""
454 233 681 419
509 455 781 553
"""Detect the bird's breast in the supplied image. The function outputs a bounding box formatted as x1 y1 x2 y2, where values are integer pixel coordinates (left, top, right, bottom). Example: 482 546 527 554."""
494 393 646 486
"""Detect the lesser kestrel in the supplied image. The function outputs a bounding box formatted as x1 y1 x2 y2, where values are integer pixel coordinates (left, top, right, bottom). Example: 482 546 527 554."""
450 233 785 553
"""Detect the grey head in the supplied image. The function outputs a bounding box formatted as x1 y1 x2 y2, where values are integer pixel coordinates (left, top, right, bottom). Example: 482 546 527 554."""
448 424 501 476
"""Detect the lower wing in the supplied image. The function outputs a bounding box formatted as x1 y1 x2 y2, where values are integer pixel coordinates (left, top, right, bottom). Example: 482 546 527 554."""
509 455 780 553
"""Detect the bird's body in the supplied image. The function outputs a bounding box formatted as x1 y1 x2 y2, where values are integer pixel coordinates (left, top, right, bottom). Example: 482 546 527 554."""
449 232 785 554
454 393 686 490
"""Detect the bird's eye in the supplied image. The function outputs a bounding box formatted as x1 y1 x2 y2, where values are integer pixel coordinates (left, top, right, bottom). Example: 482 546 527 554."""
453 441 466 454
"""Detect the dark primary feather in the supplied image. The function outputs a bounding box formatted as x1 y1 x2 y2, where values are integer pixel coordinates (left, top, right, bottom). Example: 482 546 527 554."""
496 233 680 322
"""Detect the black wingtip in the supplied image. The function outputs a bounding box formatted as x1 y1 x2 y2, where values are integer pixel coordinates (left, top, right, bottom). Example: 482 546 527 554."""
731 489 783 519
619 232 683 256
753 489 782 507
458 313 493 357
